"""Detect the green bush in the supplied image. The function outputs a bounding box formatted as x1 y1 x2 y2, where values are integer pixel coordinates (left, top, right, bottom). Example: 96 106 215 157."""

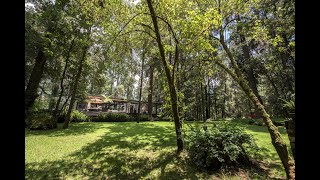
248 119 255 125
253 119 265 126
70 110 89 122
27 112 57 130
186 123 258 170
135 114 151 122
92 113 152 122
92 113 131 122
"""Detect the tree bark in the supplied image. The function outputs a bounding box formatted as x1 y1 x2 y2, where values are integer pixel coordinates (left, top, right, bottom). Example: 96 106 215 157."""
52 37 76 122
25 50 46 120
222 82 226 119
148 63 154 118
48 83 59 111
236 17 264 118
60 92 71 113
201 82 205 121
138 45 146 115
146 0 183 153
216 30 295 179
25 1 68 121
63 44 89 129
206 80 210 120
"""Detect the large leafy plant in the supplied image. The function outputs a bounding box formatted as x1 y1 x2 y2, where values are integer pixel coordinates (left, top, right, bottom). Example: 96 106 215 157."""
185 122 258 170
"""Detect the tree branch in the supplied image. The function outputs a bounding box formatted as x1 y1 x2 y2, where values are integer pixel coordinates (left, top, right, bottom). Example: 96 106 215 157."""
136 23 155 33
142 13 179 44
105 12 144 54
119 29 157 41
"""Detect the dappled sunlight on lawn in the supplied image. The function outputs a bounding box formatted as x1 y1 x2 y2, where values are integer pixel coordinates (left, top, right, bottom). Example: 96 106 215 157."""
26 121 287 179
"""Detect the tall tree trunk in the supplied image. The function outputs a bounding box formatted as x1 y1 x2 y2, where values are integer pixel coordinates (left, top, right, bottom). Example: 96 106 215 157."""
25 50 46 121
138 46 145 115
25 1 68 121
222 82 227 119
48 83 59 111
217 31 295 179
196 95 199 120
148 63 154 118
60 92 71 113
201 82 205 121
146 0 183 153
280 33 294 94
52 37 76 121
213 85 218 120
236 16 264 118
206 81 210 120
266 73 288 117
63 44 89 129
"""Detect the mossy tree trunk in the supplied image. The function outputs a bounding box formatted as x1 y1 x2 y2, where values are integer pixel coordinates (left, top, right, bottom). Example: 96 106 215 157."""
63 44 89 129
215 30 295 179
146 0 183 153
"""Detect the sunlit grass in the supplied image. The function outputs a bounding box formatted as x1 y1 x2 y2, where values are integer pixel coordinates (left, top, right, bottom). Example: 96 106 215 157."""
26 121 291 179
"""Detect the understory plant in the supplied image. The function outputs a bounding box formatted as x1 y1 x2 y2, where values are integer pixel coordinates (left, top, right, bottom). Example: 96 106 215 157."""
185 122 258 170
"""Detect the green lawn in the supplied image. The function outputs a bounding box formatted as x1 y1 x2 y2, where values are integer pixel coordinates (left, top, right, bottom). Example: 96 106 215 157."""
25 121 292 179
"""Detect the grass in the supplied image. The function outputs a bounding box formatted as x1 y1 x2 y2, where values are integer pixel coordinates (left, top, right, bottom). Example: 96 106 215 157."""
26 120 292 179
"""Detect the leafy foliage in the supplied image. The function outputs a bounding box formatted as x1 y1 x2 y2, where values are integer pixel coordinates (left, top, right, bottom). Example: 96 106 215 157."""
93 113 131 122
27 112 56 130
92 113 151 122
70 110 90 122
185 123 258 170
280 93 295 117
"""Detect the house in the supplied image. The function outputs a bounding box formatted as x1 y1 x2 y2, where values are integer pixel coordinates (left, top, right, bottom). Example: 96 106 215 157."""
76 95 162 116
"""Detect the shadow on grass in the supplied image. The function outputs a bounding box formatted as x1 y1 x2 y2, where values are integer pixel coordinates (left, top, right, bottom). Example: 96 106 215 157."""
26 122 283 179
26 122 200 179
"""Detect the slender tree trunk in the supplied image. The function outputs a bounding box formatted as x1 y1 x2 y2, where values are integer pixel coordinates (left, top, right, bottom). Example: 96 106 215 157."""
60 93 71 113
138 46 145 115
146 0 183 153
222 82 226 119
266 73 288 117
280 33 294 94
63 44 89 129
236 16 264 118
217 31 295 179
206 80 210 119
52 37 76 121
196 95 199 120
213 85 218 120
201 83 205 121
48 83 59 111
148 63 154 118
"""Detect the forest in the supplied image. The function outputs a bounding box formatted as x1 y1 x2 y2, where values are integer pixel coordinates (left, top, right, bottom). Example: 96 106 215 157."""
25 0 295 179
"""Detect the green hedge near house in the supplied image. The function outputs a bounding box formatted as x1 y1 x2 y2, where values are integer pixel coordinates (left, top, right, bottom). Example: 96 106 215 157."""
91 113 151 122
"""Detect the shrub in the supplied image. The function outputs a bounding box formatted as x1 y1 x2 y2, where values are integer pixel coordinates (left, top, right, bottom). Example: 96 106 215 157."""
70 110 90 122
248 119 255 125
27 112 57 130
253 119 265 126
134 114 151 122
92 113 131 122
185 123 258 170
